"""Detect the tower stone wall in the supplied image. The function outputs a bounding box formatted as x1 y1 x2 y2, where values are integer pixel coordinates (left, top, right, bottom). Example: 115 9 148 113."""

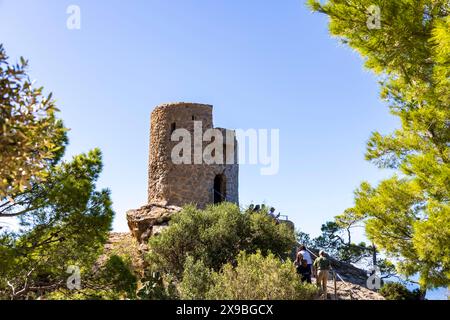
148 102 238 208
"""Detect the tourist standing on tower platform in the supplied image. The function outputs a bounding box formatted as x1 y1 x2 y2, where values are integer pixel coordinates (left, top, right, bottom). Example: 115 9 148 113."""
268 207 281 224
269 207 276 218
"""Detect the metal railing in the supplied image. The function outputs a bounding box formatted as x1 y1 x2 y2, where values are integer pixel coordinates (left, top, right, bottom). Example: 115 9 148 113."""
211 188 227 202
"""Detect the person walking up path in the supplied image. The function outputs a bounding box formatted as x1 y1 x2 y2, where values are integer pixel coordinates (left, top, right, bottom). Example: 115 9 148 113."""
298 246 312 275
313 250 331 299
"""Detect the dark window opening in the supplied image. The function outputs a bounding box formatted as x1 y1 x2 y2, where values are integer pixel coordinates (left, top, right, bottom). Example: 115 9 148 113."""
192 115 196 121
171 122 176 134
213 174 226 204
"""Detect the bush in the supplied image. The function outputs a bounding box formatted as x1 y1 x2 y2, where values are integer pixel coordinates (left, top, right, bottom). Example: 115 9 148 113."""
147 203 297 278
379 282 423 300
179 256 214 300
46 288 122 300
100 255 138 299
44 254 138 300
180 251 317 300
137 272 178 300
247 211 298 258
207 251 318 300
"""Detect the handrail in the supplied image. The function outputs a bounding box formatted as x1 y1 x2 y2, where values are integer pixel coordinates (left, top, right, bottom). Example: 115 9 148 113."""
211 188 227 200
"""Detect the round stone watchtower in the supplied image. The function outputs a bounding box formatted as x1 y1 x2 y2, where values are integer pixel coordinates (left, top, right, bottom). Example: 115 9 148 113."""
148 102 238 208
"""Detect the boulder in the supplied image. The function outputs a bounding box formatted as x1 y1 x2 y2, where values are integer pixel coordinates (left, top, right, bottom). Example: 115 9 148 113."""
126 202 181 245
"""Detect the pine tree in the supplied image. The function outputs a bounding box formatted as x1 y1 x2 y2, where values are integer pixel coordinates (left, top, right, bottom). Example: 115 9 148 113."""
308 0 449 290
0 149 114 299
0 44 67 198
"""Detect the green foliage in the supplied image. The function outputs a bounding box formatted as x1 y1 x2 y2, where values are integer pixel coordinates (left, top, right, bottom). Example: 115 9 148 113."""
0 47 113 299
179 256 214 300
247 211 297 257
204 251 318 300
0 44 68 198
311 221 370 264
100 255 138 299
308 0 450 289
297 230 313 248
379 282 423 300
412 203 450 287
147 202 296 278
46 288 122 300
45 254 138 300
136 272 178 300
0 149 114 299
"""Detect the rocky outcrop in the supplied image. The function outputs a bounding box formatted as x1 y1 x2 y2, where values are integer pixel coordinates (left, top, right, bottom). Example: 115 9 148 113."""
126 202 181 246
329 257 369 287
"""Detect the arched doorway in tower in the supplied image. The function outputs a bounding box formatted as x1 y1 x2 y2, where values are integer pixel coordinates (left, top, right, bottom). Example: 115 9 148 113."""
213 174 227 204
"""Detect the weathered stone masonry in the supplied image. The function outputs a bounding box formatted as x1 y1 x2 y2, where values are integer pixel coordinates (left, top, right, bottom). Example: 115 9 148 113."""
127 102 239 244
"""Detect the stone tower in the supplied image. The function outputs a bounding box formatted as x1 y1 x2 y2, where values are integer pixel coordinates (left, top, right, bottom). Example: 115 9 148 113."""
148 102 238 207
127 102 239 243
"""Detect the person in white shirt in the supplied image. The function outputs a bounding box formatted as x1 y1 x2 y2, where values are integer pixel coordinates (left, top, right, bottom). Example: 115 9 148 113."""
297 245 313 282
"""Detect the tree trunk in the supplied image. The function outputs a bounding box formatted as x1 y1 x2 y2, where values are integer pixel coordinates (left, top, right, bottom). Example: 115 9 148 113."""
372 242 377 267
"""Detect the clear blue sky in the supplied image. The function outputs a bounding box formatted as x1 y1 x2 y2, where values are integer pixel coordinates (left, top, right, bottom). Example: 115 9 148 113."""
0 0 399 236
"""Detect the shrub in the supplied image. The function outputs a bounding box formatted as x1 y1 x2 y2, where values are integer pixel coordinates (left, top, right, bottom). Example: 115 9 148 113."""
179 251 318 300
147 203 297 278
247 211 297 258
100 255 138 299
179 256 214 300
46 288 122 300
379 282 423 300
44 254 138 300
137 272 178 300
206 251 318 300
